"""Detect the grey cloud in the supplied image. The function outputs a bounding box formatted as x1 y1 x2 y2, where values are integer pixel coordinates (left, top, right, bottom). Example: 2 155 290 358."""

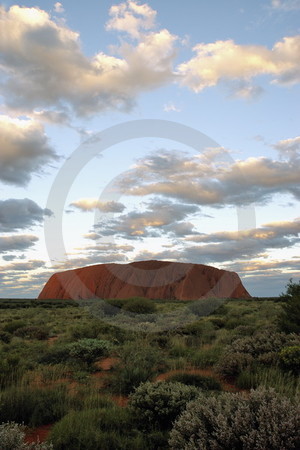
95 199 200 239
0 116 58 186
117 148 300 207
0 260 45 272
0 198 52 232
0 235 38 253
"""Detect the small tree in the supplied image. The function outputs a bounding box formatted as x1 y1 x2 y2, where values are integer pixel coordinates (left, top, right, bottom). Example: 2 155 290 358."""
278 280 300 334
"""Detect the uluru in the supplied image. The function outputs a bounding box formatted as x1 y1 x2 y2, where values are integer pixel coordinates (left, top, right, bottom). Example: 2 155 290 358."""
38 260 251 300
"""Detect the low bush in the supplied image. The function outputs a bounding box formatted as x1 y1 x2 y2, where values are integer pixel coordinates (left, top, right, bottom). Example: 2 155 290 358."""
0 422 53 449
167 372 222 391
49 408 144 450
279 345 300 373
129 381 200 430
123 297 157 314
14 326 49 340
68 338 111 364
169 387 300 450
3 320 27 334
0 386 67 427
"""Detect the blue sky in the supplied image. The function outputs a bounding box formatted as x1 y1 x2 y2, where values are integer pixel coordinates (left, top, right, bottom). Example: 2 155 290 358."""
0 0 299 297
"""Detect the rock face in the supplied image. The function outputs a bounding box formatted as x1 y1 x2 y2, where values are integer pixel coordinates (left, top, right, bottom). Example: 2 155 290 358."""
38 260 251 300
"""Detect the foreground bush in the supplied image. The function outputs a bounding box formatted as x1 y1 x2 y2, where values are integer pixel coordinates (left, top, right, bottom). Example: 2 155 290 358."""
279 345 300 373
129 381 200 430
0 386 67 427
0 422 53 449
122 297 157 314
169 387 300 450
49 407 144 450
167 373 222 391
68 338 111 364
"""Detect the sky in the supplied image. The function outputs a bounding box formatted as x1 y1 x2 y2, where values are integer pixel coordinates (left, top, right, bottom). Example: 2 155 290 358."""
0 0 299 298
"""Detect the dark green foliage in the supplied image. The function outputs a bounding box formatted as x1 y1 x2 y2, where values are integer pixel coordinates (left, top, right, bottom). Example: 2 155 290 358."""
0 330 11 343
169 388 300 450
3 320 27 334
129 381 200 430
279 346 300 373
68 338 111 363
166 372 222 391
14 326 49 340
122 297 157 314
109 342 164 395
278 296 300 333
0 386 67 427
280 279 300 301
49 408 144 450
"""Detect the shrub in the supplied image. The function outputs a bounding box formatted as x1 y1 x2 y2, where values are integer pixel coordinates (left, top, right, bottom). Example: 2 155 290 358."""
38 344 71 365
0 422 53 449
68 338 111 364
49 408 143 450
280 278 300 301
123 297 157 314
187 298 225 317
279 345 300 373
169 387 300 450
14 326 49 340
278 296 300 334
167 373 222 391
0 386 67 427
109 343 164 395
3 320 27 334
129 381 200 430
0 330 11 343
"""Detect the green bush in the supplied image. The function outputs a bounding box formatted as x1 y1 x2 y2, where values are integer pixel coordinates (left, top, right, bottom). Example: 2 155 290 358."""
279 346 300 373
280 278 300 301
169 388 300 450
129 381 200 430
0 422 53 449
0 330 11 343
38 344 71 365
167 372 222 391
68 338 111 364
109 342 164 395
3 320 27 334
14 326 49 340
0 386 67 427
49 408 144 450
187 298 225 317
278 296 300 334
123 297 157 314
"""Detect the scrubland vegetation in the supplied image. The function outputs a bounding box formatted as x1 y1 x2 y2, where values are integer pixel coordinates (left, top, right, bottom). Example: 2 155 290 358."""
0 280 299 449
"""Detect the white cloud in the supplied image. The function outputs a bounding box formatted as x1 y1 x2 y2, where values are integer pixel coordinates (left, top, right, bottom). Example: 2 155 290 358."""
274 136 300 160
54 2 64 14
271 0 300 10
70 199 125 213
106 0 157 38
178 36 300 95
0 5 176 117
0 115 58 186
164 102 181 112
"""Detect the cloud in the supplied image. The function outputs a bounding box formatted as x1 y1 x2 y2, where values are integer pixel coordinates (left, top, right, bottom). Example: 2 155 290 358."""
54 2 64 14
178 35 300 96
117 147 300 206
106 0 157 38
0 5 176 117
0 260 45 271
163 102 181 112
0 115 58 186
0 235 38 253
273 136 300 161
133 218 300 265
0 198 52 232
95 199 200 238
70 198 125 213
271 0 300 10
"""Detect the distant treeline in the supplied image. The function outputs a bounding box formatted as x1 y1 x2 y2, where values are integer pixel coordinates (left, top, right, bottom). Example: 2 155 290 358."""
0 298 79 309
